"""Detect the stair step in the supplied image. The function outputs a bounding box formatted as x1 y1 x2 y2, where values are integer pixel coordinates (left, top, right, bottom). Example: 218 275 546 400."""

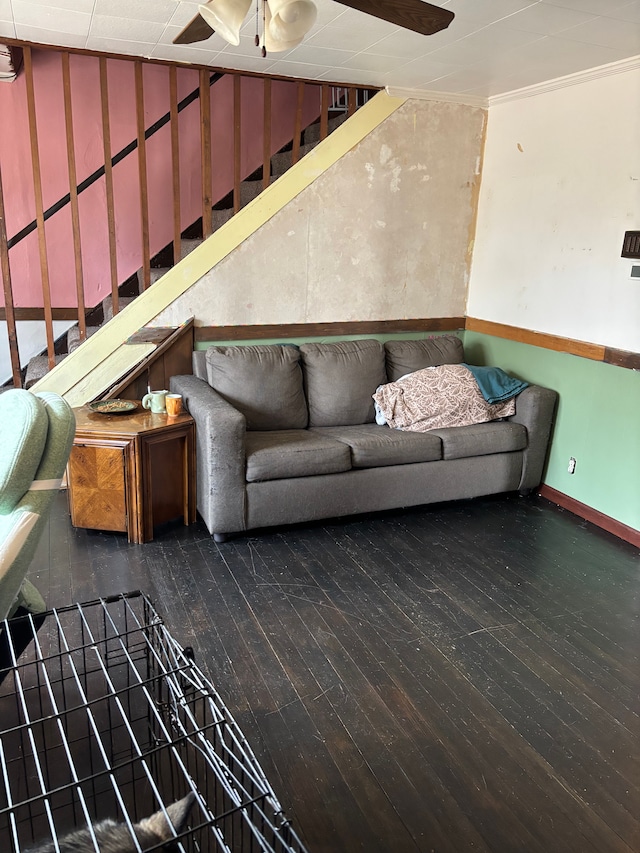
102 295 136 322
180 238 203 259
270 142 316 179
25 354 66 389
302 113 347 145
136 267 168 290
240 180 263 208
212 208 234 231
67 324 100 354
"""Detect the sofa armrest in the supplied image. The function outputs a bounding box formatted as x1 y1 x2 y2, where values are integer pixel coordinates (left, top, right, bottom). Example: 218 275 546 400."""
509 385 558 492
170 375 247 536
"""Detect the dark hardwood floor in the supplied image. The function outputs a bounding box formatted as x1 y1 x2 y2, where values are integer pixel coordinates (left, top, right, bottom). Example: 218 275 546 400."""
24 493 640 852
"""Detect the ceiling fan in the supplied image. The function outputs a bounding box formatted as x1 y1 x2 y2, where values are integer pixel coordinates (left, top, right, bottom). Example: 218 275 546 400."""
173 0 455 54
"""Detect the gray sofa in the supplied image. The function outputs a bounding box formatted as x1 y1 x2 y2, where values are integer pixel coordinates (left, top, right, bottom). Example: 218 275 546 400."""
170 336 557 541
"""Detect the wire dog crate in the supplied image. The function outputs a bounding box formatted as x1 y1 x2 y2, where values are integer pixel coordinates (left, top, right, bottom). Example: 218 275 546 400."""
0 591 308 853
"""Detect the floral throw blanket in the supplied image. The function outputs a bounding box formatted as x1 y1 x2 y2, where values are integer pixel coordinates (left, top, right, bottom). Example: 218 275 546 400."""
373 364 516 432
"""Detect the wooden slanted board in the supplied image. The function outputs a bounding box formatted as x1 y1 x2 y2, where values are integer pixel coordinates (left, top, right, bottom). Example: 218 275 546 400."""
30 91 406 405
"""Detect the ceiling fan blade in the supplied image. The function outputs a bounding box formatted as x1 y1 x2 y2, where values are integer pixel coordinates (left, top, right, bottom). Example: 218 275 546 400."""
334 0 454 36
172 14 215 45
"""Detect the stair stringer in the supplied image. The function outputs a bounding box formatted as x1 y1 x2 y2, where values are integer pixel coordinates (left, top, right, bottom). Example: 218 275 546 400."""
32 92 406 407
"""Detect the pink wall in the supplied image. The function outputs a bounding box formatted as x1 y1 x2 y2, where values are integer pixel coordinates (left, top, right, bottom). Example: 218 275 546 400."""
0 49 321 310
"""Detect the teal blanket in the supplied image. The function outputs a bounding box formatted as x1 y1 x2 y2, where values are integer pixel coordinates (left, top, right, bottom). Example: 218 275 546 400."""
463 364 528 404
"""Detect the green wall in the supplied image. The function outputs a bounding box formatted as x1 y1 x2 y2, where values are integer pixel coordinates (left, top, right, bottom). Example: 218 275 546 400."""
464 332 640 532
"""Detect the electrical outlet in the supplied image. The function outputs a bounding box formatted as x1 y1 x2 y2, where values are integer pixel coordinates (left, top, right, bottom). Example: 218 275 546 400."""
568 457 576 474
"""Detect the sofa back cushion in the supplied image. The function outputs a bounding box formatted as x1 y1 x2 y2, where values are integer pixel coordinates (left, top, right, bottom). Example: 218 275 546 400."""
205 345 308 430
384 335 464 382
300 339 386 427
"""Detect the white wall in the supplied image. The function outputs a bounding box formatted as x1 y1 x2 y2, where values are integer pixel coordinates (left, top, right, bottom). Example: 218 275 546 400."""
468 63 640 352
154 99 486 330
0 320 74 386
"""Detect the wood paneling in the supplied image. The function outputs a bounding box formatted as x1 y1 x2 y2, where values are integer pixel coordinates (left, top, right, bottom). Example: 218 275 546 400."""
291 82 304 165
466 317 605 361
195 318 465 342
320 84 330 141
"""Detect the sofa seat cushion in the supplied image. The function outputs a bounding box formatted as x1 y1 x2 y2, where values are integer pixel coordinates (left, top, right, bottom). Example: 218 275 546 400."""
385 335 464 382
428 422 527 461
300 339 386 427
245 430 352 482
311 425 442 469
206 344 307 430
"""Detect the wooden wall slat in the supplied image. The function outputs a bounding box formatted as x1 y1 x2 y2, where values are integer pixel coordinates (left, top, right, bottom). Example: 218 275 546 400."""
24 46 55 368
263 78 272 191
0 161 21 386
465 317 606 361
233 74 241 214
195 318 465 341
320 84 329 141
200 69 212 238
99 56 119 315
169 66 181 264
135 61 151 291
291 81 304 165
61 51 86 341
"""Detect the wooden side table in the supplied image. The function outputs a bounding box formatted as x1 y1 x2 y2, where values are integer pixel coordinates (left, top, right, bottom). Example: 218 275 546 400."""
67 405 196 543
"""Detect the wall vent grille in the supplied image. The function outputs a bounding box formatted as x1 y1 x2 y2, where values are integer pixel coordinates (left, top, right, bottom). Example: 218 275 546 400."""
621 231 640 258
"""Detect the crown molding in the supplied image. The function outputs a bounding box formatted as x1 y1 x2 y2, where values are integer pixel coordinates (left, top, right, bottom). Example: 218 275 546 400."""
385 87 488 108
488 54 640 106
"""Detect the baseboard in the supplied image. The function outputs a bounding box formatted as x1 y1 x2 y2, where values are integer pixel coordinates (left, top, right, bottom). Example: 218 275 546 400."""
538 485 640 548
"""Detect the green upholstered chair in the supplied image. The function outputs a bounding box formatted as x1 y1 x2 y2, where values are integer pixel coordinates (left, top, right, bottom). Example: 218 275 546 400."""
0 390 75 675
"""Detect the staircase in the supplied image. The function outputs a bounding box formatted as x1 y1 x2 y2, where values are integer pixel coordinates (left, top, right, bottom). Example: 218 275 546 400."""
20 111 347 390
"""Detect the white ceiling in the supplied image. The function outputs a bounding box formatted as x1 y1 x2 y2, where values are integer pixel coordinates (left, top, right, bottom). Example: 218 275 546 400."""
0 0 639 98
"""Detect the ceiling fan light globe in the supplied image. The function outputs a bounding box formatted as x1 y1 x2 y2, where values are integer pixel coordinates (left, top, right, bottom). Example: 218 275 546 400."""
267 0 317 42
198 0 251 46
263 1 304 51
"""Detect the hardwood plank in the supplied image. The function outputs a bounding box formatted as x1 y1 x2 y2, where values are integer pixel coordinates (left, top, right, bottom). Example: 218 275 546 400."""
19 493 640 853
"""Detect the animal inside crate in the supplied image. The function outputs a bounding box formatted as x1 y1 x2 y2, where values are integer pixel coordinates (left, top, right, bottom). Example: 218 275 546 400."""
0 592 307 853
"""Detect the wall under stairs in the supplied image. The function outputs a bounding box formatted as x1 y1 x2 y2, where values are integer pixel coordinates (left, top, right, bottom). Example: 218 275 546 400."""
32 93 408 405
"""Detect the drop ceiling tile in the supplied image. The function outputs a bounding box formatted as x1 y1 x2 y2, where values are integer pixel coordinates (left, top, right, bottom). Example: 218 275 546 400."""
211 54 278 74
610 1 640 23
559 15 640 51
441 0 538 25
317 65 385 85
426 22 545 65
17 0 95 10
540 0 631 13
381 56 461 88
286 44 353 65
90 14 165 42
151 41 214 62
364 28 443 59
267 59 327 79
306 24 381 52
93 0 179 24
340 51 404 73
313 3 348 27
12 2 91 35
14 23 87 45
85 35 157 55
503 3 597 33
